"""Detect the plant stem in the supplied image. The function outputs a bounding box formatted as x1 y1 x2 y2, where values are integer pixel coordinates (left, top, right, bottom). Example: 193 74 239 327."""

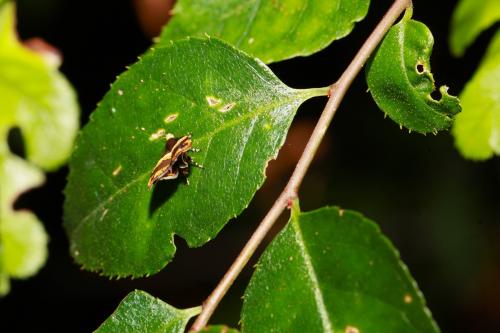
189 0 412 330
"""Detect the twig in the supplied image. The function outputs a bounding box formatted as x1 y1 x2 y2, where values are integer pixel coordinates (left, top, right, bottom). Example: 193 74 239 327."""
189 0 412 330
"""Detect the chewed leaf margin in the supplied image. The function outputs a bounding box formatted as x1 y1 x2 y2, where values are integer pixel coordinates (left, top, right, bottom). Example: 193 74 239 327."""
366 8 461 134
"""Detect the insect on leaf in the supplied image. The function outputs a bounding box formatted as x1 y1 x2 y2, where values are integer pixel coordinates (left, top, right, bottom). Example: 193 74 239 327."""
63 37 328 278
365 8 461 134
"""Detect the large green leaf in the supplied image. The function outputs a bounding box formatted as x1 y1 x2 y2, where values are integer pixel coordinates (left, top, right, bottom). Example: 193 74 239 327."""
95 290 201 333
449 0 500 57
64 37 327 278
0 1 78 295
366 9 461 134
452 29 500 160
242 204 440 333
159 0 370 64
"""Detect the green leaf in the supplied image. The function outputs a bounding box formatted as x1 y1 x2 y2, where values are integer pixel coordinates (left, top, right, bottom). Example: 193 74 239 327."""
201 325 239 333
95 290 201 333
159 0 370 64
0 1 77 295
452 29 500 160
242 204 440 333
64 37 327 278
450 0 500 57
0 2 79 170
366 9 461 134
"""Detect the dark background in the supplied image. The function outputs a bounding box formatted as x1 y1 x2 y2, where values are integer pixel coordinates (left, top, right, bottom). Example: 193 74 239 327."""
2 0 499 332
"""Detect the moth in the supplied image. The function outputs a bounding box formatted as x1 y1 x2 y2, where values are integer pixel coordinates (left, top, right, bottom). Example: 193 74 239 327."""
148 133 201 189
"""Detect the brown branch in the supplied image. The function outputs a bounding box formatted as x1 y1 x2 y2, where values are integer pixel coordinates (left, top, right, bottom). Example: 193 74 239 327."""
189 0 412 330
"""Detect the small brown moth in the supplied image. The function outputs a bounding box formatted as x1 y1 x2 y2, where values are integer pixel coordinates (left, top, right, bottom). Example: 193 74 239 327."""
148 133 201 189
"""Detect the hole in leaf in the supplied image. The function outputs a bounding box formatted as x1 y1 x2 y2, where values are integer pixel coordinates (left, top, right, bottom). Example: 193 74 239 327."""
7 127 26 158
430 89 442 101
416 63 424 74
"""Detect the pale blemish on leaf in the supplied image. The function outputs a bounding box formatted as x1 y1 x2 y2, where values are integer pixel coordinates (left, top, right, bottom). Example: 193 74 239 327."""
111 107 117 114
100 209 109 221
149 128 166 141
117 89 124 96
164 113 178 123
112 165 122 176
264 123 272 130
206 96 221 107
219 102 236 113
345 326 360 333
404 294 413 304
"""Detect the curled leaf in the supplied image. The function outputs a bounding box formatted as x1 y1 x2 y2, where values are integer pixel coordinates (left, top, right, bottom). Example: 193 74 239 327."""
366 9 461 134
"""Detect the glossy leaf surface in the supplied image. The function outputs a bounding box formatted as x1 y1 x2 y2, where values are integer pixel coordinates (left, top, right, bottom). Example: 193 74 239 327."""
450 0 500 57
366 9 461 134
0 1 77 295
453 29 500 160
95 290 201 333
159 0 370 63
242 205 440 333
64 37 326 277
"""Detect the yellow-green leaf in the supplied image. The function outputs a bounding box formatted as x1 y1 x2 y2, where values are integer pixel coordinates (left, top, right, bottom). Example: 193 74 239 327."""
452 28 500 160
0 139 47 296
0 1 78 295
450 0 500 57
0 2 79 170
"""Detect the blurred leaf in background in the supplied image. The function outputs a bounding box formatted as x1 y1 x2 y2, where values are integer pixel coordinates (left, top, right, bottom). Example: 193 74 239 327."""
450 0 500 160
0 1 78 295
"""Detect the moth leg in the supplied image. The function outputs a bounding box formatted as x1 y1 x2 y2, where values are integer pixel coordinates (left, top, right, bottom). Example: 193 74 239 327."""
191 159 204 169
